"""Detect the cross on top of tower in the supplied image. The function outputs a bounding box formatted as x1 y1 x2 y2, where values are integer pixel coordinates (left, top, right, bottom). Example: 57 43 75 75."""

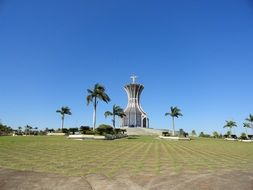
130 75 137 84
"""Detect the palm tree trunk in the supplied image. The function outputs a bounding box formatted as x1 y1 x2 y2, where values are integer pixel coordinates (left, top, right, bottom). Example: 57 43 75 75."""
172 117 175 136
251 122 253 135
113 115 115 128
230 127 232 137
61 115 64 132
245 127 248 139
93 98 97 131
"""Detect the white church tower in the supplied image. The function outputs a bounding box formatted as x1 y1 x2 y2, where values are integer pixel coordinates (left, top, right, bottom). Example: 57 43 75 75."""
122 75 149 128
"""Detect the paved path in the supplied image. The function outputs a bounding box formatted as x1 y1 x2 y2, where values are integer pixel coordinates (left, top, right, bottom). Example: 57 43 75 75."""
0 168 252 190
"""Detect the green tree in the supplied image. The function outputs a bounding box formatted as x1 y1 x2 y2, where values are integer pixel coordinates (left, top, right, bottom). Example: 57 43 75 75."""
104 104 126 128
191 129 197 136
87 83 111 131
199 132 210 138
199 132 204 137
18 126 22 135
212 131 219 138
56 106 72 131
223 120 237 137
243 122 251 138
165 106 183 136
0 123 13 136
179 128 185 137
245 114 253 134
69 128 79 135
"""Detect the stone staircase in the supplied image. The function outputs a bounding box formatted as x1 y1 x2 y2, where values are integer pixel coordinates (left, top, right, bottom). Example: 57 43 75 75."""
122 127 166 136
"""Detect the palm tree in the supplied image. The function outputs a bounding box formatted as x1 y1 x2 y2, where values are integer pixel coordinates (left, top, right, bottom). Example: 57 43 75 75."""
243 122 251 139
18 126 22 134
165 106 183 136
246 114 253 134
104 104 126 128
87 83 111 131
223 120 237 137
24 125 32 135
56 106 72 131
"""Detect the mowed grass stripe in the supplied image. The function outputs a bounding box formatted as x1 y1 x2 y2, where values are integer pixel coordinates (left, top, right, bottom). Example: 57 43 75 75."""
160 141 182 173
87 141 145 176
172 141 220 170
180 140 253 168
107 142 148 176
180 140 252 169
132 139 154 175
0 136 253 176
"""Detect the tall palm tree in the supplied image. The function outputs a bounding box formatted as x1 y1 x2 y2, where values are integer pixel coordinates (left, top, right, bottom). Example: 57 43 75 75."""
87 83 111 131
223 120 237 137
24 125 32 135
18 126 22 134
243 122 251 138
165 106 183 136
56 106 72 132
246 114 253 134
104 104 126 128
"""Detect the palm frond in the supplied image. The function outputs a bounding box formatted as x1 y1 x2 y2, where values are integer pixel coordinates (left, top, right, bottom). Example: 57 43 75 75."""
246 114 253 122
166 106 183 117
243 122 251 128
86 95 93 105
87 89 93 94
104 111 113 118
224 120 237 128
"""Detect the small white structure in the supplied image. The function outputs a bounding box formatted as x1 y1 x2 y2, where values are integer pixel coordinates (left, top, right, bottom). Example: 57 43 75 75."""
224 138 237 141
159 136 190 141
47 133 65 136
68 135 105 140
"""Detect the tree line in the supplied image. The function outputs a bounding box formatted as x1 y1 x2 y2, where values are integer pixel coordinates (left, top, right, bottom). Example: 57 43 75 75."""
1 83 252 137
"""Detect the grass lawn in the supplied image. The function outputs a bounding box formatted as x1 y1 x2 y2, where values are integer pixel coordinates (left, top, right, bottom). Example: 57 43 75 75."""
0 136 252 177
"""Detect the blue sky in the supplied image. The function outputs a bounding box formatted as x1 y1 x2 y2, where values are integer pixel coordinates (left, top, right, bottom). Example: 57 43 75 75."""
0 0 253 135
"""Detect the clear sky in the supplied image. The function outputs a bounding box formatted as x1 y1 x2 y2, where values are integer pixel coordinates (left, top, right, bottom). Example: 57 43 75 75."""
0 0 253 135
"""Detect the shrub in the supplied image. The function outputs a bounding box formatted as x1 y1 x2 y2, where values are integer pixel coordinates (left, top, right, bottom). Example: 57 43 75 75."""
85 130 96 135
97 124 113 135
121 129 127 134
248 135 253 140
240 133 247 140
212 131 219 138
162 132 170 136
114 128 121 134
48 129 55 133
231 135 237 139
116 133 128 138
69 128 79 135
62 128 69 134
79 126 91 134
199 132 211 138
226 131 231 137
104 134 116 140
104 133 128 140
